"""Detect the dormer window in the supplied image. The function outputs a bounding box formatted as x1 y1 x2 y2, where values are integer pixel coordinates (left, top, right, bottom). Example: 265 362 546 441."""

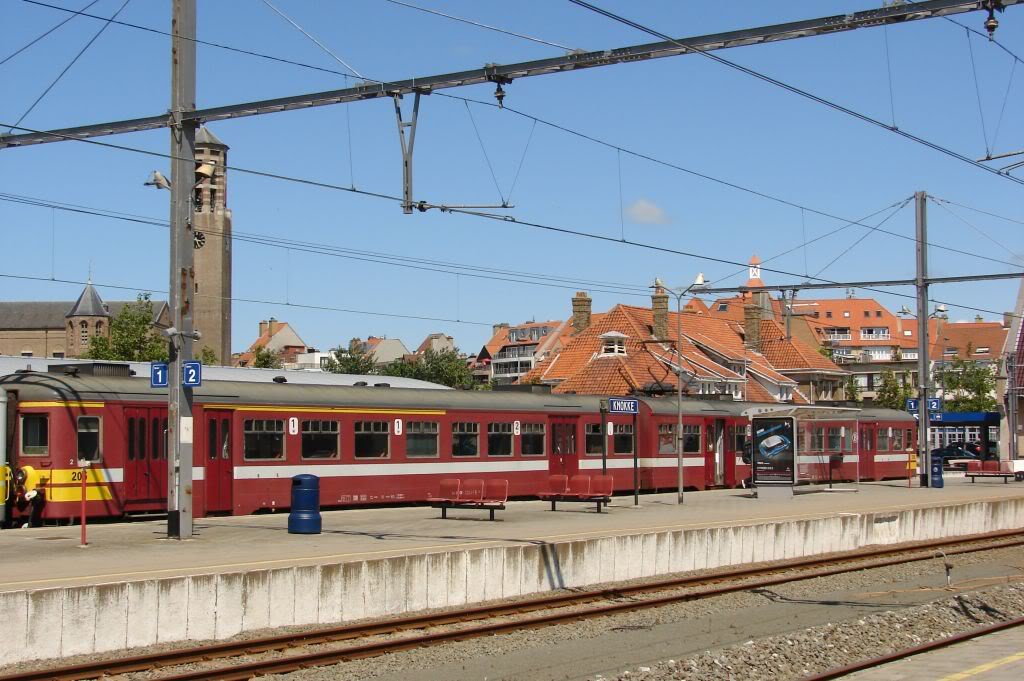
600 331 627 356
717 303 728 312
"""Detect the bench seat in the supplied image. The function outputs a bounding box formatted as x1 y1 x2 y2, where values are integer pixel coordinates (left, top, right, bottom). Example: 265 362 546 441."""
544 474 614 513
431 478 508 520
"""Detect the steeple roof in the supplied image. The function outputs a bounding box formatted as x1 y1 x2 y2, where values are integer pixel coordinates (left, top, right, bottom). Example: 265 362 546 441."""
196 125 228 148
65 282 109 318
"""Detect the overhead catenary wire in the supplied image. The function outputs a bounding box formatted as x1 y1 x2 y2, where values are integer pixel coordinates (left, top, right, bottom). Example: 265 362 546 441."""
0 272 492 326
931 198 1023 257
565 0 1024 187
3 118 1021 286
0 0 102 66
964 27 992 156
9 1 1017 270
380 0 574 52
463 101 507 205
259 0 363 79
8 0 133 133
812 200 911 278
0 191 654 297
927 195 1024 225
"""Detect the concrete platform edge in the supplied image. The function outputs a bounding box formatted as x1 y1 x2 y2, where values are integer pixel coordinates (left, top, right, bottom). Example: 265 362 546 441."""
5 497 1023 665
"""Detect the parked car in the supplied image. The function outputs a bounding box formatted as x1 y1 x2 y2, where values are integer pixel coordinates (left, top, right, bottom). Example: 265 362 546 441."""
931 442 997 470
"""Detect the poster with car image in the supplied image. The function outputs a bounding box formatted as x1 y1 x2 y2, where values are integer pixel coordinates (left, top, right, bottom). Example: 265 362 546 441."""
752 417 796 485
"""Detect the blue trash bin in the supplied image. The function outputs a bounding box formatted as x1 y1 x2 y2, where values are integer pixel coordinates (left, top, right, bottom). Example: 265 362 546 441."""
930 458 944 489
288 474 322 534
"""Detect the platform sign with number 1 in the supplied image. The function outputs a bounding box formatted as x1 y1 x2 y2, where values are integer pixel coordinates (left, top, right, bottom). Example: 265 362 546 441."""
182 361 202 387
150 362 169 388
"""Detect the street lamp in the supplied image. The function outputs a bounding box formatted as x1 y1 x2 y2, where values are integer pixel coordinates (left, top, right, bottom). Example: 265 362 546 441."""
652 273 708 505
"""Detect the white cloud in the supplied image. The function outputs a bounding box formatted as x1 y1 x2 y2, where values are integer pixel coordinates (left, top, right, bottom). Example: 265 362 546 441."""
625 198 670 225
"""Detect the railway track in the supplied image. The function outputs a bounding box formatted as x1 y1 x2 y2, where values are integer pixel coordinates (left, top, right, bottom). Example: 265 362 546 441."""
6 528 1024 681
802 615 1024 680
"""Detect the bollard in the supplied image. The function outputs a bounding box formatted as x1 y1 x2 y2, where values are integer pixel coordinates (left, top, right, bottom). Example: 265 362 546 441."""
288 474 321 534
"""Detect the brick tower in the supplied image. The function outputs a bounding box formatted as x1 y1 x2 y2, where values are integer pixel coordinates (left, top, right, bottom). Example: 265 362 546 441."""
192 126 232 365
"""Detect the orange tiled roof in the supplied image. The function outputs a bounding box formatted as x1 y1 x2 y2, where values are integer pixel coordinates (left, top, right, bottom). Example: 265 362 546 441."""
930 322 1008 360
758 319 845 373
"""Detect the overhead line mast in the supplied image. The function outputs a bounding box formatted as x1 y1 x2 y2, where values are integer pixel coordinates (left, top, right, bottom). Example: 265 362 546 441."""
0 0 1017 148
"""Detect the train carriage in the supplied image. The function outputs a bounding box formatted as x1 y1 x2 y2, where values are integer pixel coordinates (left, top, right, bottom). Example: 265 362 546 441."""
1 365 917 526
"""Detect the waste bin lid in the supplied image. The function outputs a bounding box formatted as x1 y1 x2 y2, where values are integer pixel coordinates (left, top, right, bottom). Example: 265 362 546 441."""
292 473 320 485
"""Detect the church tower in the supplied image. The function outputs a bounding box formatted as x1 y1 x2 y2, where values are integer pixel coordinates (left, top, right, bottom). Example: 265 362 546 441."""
65 281 111 357
192 126 232 365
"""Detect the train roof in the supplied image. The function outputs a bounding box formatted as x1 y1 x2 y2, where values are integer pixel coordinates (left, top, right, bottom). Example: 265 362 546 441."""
0 356 450 390
638 397 916 421
0 372 604 413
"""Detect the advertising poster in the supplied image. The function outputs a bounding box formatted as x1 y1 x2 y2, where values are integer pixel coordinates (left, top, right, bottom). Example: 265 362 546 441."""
752 417 796 485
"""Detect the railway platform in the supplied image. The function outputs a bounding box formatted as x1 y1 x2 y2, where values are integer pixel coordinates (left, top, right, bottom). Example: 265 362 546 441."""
1 479 1022 665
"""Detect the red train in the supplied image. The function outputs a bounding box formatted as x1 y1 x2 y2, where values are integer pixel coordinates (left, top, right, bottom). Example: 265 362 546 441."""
1 364 917 526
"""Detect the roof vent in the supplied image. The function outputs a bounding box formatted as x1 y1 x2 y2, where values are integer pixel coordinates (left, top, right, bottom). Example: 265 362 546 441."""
373 382 391 388
272 375 287 383
353 381 368 387
47 362 131 377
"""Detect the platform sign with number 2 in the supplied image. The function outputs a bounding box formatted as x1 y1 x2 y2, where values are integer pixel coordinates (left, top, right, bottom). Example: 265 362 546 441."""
182 360 202 387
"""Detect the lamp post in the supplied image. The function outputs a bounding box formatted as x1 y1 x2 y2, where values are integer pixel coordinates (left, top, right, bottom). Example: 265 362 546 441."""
652 273 708 505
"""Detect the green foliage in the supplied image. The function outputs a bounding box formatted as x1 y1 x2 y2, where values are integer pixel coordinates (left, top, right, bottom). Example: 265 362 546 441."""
251 345 283 369
323 342 377 375
198 346 219 365
935 358 997 412
843 374 861 402
818 346 834 360
874 369 914 410
82 293 168 362
380 349 474 389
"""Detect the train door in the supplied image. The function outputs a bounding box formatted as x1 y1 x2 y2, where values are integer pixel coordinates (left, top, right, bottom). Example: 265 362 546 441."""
705 419 725 487
549 417 579 478
204 410 233 514
125 406 164 502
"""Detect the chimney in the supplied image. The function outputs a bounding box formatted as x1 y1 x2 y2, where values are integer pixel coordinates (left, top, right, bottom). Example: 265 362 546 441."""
258 320 269 337
492 322 510 337
755 291 773 318
743 304 762 350
268 317 279 335
974 314 983 323
1004 312 1013 329
651 284 669 340
572 291 592 334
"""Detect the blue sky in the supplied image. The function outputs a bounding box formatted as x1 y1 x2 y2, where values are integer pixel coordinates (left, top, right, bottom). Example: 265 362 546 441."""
1 0 1022 357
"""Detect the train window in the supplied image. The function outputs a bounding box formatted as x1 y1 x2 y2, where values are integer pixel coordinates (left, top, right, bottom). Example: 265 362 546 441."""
844 429 853 452
905 429 913 450
354 420 389 458
877 429 890 452
451 422 479 457
302 420 339 459
208 419 219 460
585 423 604 455
827 427 842 451
731 426 746 453
892 429 905 450
521 423 545 456
405 421 438 458
811 427 825 451
681 425 700 453
127 417 136 461
487 422 513 456
860 428 874 451
221 419 230 459
20 414 49 456
138 417 148 460
613 424 633 454
243 419 285 460
658 424 675 453
77 416 101 462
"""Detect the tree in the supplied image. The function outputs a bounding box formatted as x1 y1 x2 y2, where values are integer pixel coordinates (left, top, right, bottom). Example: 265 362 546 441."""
251 345 283 369
934 358 997 412
842 374 861 402
198 346 219 365
82 293 168 362
323 342 377 375
874 369 913 410
380 349 475 389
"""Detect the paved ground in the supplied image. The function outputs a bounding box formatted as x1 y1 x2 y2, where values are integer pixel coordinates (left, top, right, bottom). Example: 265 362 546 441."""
1 478 1021 592
847 627 1024 680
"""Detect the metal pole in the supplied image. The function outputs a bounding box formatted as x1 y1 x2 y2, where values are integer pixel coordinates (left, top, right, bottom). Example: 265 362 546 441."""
632 412 639 506
676 291 685 505
600 402 608 475
915 191 931 488
168 0 196 539
1008 353 1019 460
79 464 87 547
